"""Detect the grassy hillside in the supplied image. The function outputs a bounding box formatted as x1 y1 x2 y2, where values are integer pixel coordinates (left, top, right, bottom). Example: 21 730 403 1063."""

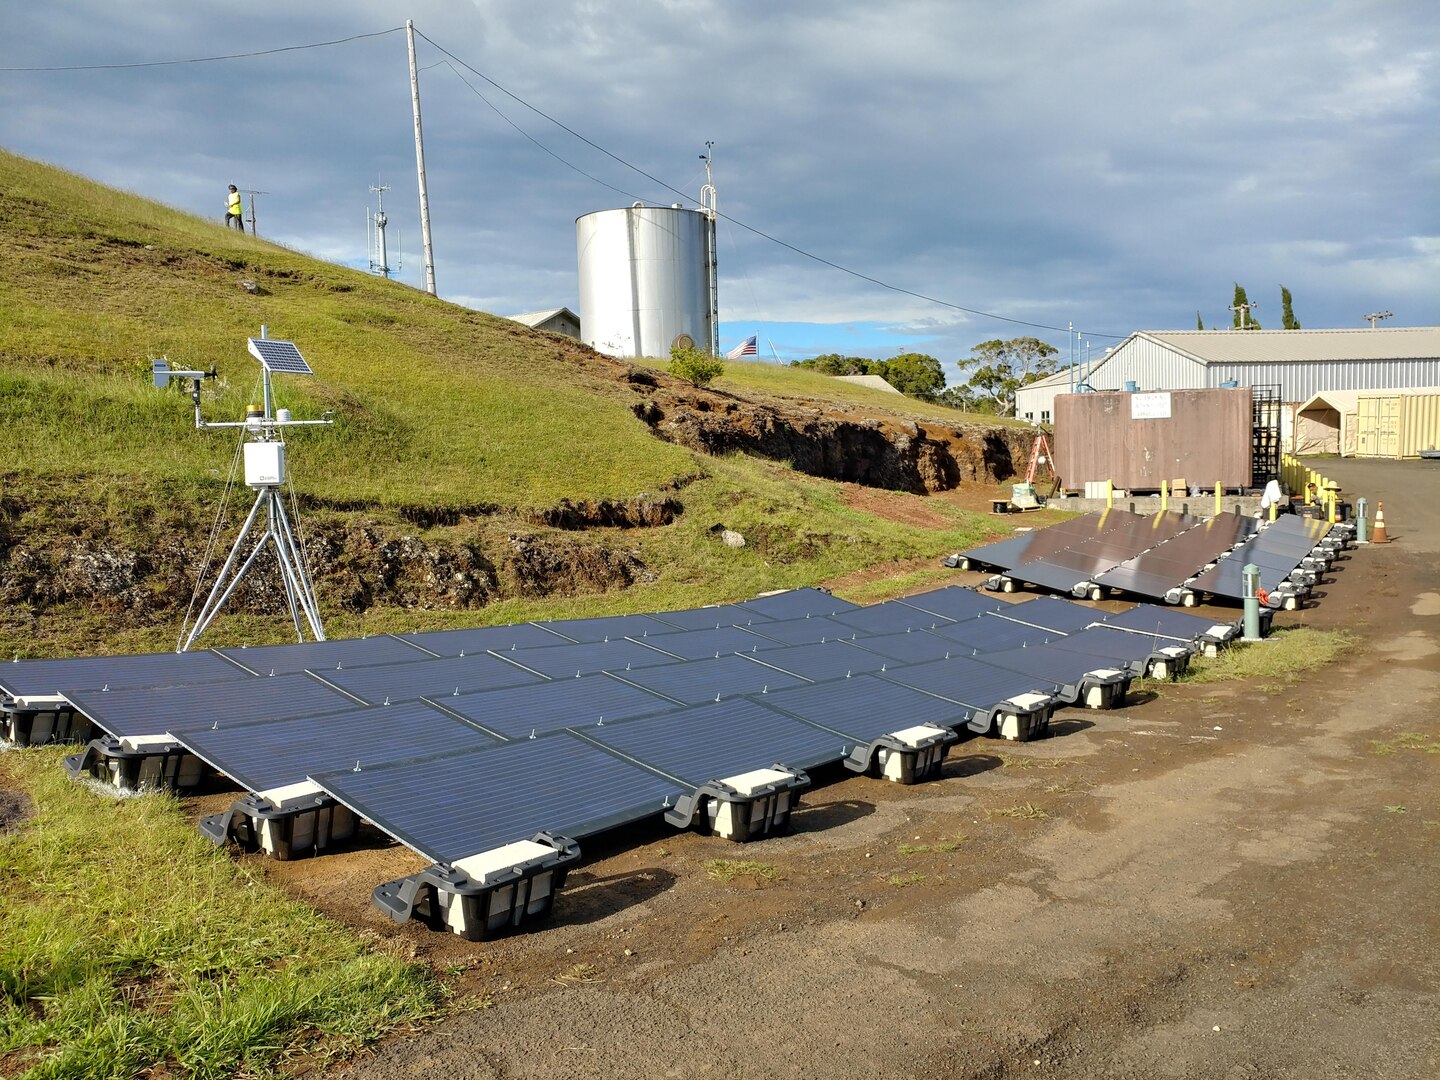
0 149 1017 655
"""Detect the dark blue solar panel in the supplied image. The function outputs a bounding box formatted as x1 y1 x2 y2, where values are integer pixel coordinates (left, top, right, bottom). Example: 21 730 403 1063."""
993 597 1106 634
174 700 498 793
735 587 861 620
247 337 312 374
960 510 1141 571
393 622 567 656
610 654 808 705
830 600 955 636
963 645 1107 692
760 674 966 740
309 652 544 705
533 612 684 643
635 625 771 661
895 586 1007 621
648 604 768 630
737 616 859 646
0 650 251 697
847 629 968 664
1104 605 1237 643
740 641 895 682
491 638 681 679
428 674 678 740
218 636 436 677
580 698 849 783
881 656 1053 717
929 615 1054 652
312 732 687 863
62 673 360 739
1045 626 1184 668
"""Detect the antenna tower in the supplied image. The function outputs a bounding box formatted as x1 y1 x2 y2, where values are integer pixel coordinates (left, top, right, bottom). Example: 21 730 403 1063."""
698 141 719 357
1229 300 1257 329
369 183 393 278
152 328 334 650
1364 310 1393 328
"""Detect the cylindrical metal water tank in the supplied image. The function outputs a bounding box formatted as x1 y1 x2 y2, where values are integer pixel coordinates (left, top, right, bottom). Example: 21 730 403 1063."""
576 204 714 359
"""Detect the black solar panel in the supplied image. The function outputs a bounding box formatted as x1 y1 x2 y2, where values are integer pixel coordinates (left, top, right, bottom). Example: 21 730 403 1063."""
393 622 567 656
759 674 966 740
579 697 848 783
312 732 687 864
218 636 436 677
992 597 1106 634
634 625 770 661
895 586 1007 621
737 615 859 646
830 600 955 636
609 653 808 705
960 510 1141 571
533 613 683 644
735 587 861 620
881 655 1053 719
62 672 360 739
174 700 498 793
428 674 678 740
309 652 544 705
0 649 250 697
247 337 313 374
648 604 769 630
491 638 681 679
1191 554 1301 598
740 640 895 682
846 629 968 664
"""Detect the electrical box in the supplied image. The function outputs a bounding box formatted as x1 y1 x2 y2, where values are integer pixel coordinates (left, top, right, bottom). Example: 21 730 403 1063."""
244 442 286 486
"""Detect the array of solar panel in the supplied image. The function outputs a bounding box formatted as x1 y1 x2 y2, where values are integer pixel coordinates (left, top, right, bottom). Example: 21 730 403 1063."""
959 509 1141 572
175 700 498 793
830 600 956 636
992 596 1110 634
309 652 544 706
247 337 313 375
962 644 1113 701
311 732 688 864
429 673 677 740
760 674 966 742
1091 514 1260 598
634 625 770 661
741 640 896 683
62 672 360 740
1103 604 1237 646
1043 626 1178 675
895 585 1008 621
579 697 848 784
533 612 682 644
735 587 862 620
1 649 250 697
848 629 971 664
647 604 768 631
1008 511 1200 592
737 615 859 646
929 614 1053 653
881 655 1055 729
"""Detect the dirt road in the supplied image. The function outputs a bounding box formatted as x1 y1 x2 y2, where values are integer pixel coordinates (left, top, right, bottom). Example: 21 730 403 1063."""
317 460 1438 1080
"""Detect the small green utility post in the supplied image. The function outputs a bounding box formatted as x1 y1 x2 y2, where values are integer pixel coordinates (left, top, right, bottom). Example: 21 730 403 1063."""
1242 563 1264 642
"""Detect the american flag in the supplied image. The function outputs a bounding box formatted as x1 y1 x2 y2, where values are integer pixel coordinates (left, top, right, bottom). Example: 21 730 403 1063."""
727 335 758 359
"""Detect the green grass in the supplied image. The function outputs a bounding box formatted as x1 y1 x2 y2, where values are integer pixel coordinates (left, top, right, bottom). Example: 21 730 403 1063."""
0 749 441 1079
1185 627 1357 684
987 803 1051 820
884 872 928 888
703 859 779 883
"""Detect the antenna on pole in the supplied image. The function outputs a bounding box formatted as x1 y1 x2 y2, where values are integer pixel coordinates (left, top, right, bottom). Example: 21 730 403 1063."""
242 189 269 238
369 182 392 278
406 20 437 296
699 141 718 357
153 329 335 650
1228 300 1257 329
1364 310 1393 328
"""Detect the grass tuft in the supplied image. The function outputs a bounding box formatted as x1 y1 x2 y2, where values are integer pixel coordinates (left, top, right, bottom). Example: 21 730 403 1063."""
988 803 1051 820
703 859 779 883
1186 627 1356 684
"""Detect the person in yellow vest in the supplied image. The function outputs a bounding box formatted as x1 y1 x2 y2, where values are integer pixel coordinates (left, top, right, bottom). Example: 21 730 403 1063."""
225 184 244 232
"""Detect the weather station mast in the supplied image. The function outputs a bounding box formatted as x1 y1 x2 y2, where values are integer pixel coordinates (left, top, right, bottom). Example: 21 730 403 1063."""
369 183 395 279
151 329 333 650
699 142 719 357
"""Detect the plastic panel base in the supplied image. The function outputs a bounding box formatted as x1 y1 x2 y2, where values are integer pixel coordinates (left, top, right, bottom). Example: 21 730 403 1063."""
704 767 807 840
1081 673 1131 710
63 734 205 792
372 833 581 941
2 696 92 746
992 692 1054 741
201 781 359 859
870 724 958 785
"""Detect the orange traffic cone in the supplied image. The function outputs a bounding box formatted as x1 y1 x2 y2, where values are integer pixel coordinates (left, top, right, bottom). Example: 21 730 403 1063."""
1372 501 1389 544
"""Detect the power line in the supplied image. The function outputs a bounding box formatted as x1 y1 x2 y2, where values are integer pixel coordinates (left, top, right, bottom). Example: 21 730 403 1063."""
412 29 1125 341
0 27 403 72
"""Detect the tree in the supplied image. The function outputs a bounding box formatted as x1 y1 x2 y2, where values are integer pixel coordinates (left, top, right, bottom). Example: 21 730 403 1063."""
875 352 946 400
954 337 1060 416
1231 283 1261 329
1280 285 1301 329
668 341 724 386
1196 310 1205 330
789 353 872 376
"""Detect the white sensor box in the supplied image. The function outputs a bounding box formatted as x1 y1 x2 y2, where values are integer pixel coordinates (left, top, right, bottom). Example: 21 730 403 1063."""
244 442 286 486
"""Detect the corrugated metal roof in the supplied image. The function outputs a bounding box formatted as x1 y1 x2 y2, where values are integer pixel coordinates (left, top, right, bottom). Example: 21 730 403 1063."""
508 307 578 327
1136 328 1440 365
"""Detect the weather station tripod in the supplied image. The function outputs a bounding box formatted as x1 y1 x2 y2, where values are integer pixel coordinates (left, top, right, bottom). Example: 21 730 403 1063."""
152 329 333 651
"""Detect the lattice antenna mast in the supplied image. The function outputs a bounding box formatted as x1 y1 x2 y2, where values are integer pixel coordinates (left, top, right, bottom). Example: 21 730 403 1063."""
152 327 334 650
1364 310 1393 328
369 182 392 278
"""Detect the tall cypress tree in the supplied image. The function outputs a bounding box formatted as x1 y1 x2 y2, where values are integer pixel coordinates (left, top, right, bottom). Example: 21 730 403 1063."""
1231 283 1261 329
1281 285 1300 329
1196 310 1204 330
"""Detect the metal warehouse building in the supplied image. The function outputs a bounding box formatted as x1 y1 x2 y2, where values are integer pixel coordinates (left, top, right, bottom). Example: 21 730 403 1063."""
1017 327 1440 424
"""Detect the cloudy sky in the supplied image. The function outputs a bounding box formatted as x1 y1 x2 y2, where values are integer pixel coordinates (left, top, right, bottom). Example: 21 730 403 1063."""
2 1 1436 377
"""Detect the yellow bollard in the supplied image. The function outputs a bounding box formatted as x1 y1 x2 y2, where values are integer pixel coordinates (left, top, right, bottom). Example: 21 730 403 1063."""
1160 478 1169 512
1214 481 1222 516
1106 479 1114 509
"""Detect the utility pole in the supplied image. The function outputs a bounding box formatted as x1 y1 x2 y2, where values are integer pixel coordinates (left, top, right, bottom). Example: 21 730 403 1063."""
1364 310 1393 328
407 19 437 296
699 141 718 357
1229 301 1257 329
242 189 268 238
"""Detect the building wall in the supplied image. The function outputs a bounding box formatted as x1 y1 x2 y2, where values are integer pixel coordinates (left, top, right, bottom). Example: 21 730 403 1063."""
1204 359 1440 402
535 311 581 339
